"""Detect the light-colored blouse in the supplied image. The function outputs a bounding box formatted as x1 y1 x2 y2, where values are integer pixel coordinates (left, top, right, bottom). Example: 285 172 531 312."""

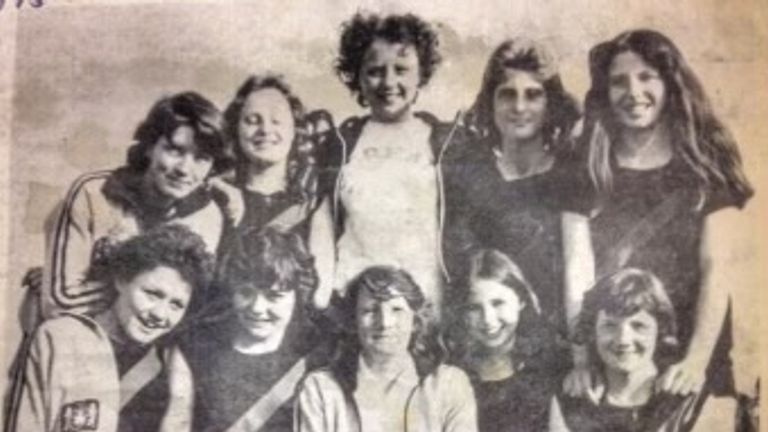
295 360 477 432
335 118 440 304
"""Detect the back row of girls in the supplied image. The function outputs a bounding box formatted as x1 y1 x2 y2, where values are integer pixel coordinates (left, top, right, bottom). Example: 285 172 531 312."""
6 10 753 432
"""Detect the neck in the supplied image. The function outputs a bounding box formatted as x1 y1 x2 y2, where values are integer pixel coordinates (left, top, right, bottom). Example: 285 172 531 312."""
496 134 552 180
141 176 175 212
603 363 658 407
616 122 673 170
232 328 286 355
361 350 413 377
470 350 516 382
94 307 132 346
372 109 414 125
243 160 288 195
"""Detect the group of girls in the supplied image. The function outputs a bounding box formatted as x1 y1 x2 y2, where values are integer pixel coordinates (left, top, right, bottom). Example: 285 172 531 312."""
5 9 753 432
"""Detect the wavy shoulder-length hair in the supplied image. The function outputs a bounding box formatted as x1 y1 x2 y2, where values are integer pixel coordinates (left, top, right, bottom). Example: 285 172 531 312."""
223 75 316 202
583 29 752 203
329 266 445 392
468 37 580 153
446 249 543 365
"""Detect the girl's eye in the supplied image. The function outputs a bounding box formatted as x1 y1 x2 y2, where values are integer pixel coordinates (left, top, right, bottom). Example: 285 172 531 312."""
395 65 410 74
491 299 506 308
266 290 288 301
631 321 649 331
609 75 628 88
162 141 184 156
638 71 659 82
497 89 518 101
244 114 262 126
143 288 163 299
170 299 186 311
365 66 384 78
525 88 545 101
465 304 481 313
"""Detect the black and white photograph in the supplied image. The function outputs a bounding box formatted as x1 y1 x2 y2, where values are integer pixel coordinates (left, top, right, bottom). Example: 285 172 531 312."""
0 1 765 431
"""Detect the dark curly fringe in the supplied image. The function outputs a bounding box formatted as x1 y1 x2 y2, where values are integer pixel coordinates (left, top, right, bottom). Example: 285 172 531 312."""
86 224 215 317
335 12 441 105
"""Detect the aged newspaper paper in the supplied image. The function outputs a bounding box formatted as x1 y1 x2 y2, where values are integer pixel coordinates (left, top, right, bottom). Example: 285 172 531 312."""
0 0 766 430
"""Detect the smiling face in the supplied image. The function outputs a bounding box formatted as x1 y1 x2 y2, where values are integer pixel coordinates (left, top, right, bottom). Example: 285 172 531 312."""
493 70 548 142
356 288 415 361
359 39 421 123
464 278 523 353
232 283 296 343
237 88 296 166
595 309 658 374
113 265 193 345
144 125 214 201
608 50 667 131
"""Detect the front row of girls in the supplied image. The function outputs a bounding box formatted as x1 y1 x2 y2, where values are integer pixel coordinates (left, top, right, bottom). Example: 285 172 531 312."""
11 10 753 432
12 224 734 431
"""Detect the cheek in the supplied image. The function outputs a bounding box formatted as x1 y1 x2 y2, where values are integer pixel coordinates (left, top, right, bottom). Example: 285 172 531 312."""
193 160 213 177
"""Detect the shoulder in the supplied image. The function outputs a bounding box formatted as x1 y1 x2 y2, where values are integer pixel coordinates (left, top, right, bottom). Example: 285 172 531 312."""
59 170 115 209
425 364 474 392
33 313 109 353
301 368 342 389
298 368 347 401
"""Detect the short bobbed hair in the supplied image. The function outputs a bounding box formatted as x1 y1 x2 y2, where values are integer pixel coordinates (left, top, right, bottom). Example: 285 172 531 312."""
127 92 230 174
217 226 318 307
574 268 678 368
89 224 215 322
335 13 441 106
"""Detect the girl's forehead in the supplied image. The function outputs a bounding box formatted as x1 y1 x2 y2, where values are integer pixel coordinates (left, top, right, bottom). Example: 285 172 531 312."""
364 39 418 61
357 286 408 305
596 308 657 323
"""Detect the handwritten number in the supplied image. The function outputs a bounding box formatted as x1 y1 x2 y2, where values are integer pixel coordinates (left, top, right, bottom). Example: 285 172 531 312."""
0 0 45 11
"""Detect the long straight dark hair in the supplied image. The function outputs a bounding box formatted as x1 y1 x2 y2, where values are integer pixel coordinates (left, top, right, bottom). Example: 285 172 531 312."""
583 29 752 204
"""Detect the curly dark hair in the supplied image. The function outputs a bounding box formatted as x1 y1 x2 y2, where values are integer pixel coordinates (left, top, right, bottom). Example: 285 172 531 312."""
329 266 445 392
574 268 678 369
90 224 215 316
128 91 231 174
335 13 441 106
583 29 752 203
223 75 317 202
217 226 318 307
468 38 580 152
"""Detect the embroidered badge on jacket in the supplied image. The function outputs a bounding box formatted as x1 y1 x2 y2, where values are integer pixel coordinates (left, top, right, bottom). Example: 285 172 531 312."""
60 399 99 431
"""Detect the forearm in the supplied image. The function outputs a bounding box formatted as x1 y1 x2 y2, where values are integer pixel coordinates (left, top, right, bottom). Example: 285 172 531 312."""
561 212 595 340
309 198 337 309
685 217 732 366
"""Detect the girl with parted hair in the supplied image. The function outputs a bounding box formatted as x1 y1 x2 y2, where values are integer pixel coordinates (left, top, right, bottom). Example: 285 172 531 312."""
295 266 478 432
443 37 593 363
565 29 753 399
447 249 561 432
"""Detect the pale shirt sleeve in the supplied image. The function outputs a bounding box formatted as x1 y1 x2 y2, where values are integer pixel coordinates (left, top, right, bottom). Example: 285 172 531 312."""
42 178 112 318
14 325 62 432
547 396 571 432
294 372 335 432
439 366 478 432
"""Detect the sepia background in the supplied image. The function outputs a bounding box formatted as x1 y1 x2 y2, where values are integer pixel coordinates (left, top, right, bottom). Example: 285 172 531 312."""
0 0 766 419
